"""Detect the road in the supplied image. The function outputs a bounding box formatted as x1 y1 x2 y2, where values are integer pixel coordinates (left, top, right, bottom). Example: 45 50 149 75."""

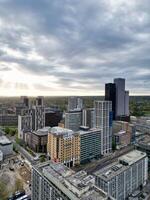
74 145 135 174
0 129 36 166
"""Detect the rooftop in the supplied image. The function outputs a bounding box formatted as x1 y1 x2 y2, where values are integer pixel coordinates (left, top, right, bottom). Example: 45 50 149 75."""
33 127 50 136
78 128 101 135
136 134 150 146
34 161 107 200
50 126 74 137
0 135 12 145
94 150 146 182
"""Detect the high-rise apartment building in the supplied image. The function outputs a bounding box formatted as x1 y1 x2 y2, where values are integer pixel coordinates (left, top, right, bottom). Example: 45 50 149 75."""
65 110 82 132
18 115 32 139
95 150 148 200
105 83 116 120
94 101 112 155
47 127 80 167
18 97 45 140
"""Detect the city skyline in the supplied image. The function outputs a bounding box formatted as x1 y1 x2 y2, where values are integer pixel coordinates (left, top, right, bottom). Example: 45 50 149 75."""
0 0 150 96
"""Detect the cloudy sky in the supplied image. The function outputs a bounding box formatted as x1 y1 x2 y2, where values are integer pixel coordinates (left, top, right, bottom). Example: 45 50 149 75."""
0 0 150 96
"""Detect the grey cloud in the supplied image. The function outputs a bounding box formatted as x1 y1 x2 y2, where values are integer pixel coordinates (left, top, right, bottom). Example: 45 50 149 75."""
0 0 150 94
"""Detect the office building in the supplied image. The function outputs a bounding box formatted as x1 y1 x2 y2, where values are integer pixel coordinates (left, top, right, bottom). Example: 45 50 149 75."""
124 91 129 116
47 127 80 167
25 127 49 153
32 161 107 200
45 107 62 127
78 128 101 163
65 110 82 132
82 108 95 128
68 97 83 111
113 121 136 144
94 101 113 155
95 150 148 200
105 83 116 120
114 78 129 118
0 135 13 157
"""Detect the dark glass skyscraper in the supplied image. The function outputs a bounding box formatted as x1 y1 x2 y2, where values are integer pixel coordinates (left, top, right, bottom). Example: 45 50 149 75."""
105 83 116 120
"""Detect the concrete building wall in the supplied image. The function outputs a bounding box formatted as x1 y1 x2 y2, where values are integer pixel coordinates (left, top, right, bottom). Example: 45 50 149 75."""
94 101 112 155
114 78 125 117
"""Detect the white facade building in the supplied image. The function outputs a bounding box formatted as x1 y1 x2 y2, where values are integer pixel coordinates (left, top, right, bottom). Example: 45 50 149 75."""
94 101 112 155
95 150 148 200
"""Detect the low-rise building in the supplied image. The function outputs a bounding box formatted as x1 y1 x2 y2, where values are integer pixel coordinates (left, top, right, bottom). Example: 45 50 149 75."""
95 150 148 200
114 130 131 149
0 135 13 157
25 127 49 153
113 121 136 144
47 127 80 167
135 134 150 168
32 161 108 200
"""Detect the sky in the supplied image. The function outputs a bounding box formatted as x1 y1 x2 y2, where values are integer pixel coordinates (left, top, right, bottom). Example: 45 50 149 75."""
0 0 150 96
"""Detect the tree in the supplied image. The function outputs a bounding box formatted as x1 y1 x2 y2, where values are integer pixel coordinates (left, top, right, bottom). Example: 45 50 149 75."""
4 127 10 134
15 179 23 191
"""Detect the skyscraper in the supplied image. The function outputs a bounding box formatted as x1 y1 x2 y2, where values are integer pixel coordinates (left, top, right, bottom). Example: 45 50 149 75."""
105 83 116 120
114 78 129 118
94 101 112 155
114 78 125 117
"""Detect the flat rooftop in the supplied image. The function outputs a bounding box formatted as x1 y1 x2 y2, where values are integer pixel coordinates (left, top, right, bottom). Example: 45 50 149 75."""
33 127 50 136
0 135 12 145
94 150 146 182
136 134 150 146
34 161 107 200
78 128 101 135
50 126 74 137
119 150 146 165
